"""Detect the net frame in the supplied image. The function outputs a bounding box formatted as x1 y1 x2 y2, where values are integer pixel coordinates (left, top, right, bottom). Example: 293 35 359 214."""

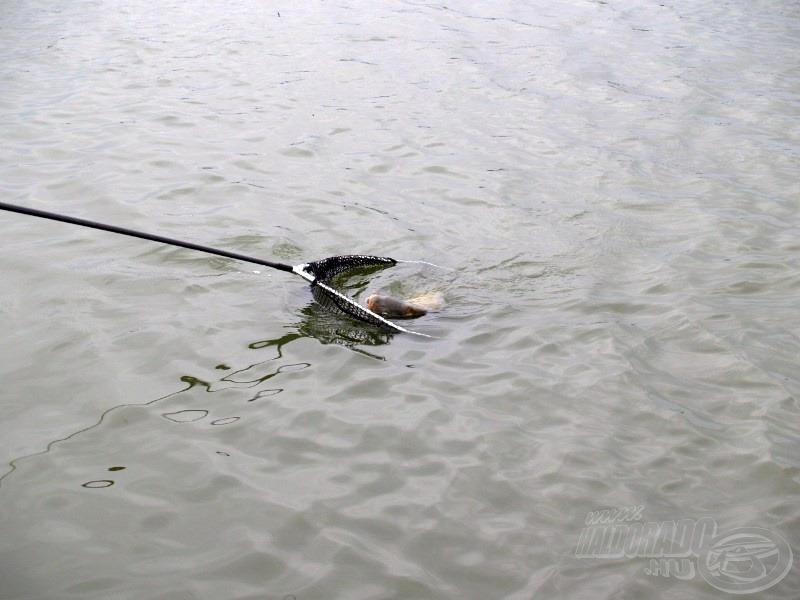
304 254 397 281
292 256 433 337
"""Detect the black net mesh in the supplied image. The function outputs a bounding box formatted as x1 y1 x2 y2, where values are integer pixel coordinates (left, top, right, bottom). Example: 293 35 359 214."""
311 280 411 334
294 301 395 349
305 255 397 283
298 255 430 337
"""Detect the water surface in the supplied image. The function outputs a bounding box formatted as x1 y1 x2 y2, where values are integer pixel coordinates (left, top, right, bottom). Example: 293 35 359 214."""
1 1 799 598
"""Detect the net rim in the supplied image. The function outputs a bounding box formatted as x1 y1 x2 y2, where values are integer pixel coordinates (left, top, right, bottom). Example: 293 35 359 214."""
292 263 433 338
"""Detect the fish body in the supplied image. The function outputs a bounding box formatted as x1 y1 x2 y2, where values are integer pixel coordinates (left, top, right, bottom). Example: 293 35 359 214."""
365 293 426 318
364 291 444 319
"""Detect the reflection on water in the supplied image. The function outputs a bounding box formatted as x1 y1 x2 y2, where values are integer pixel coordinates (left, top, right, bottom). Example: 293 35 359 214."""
294 301 396 353
0 303 407 492
0 328 313 488
163 409 209 423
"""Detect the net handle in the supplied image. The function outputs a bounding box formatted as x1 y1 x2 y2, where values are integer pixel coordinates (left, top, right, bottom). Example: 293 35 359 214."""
0 201 295 273
1 201 434 337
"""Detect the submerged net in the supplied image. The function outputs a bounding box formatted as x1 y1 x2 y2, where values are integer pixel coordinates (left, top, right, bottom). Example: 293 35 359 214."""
310 280 415 334
298 255 431 337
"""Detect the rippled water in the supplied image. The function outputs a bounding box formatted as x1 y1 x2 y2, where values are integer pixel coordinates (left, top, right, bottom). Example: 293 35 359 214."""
1 0 799 598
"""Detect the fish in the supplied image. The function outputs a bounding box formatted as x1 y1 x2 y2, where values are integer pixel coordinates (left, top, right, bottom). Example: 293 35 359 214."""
364 291 444 319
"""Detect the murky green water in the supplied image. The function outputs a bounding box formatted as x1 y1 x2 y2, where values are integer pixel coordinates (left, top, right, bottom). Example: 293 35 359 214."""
1 1 798 598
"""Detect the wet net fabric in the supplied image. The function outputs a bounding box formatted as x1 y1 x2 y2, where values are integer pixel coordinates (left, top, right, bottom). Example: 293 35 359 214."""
304 255 396 281
310 281 412 333
299 255 429 336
